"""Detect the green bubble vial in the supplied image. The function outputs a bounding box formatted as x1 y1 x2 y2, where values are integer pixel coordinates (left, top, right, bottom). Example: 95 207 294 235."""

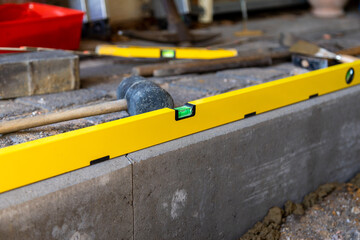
161 49 176 58
175 105 193 119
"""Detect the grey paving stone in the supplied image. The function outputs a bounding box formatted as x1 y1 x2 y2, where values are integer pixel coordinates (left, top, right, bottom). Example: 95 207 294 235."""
85 111 129 124
217 67 288 83
80 75 124 100
332 37 360 51
0 156 133 240
148 74 197 85
165 83 209 107
169 74 240 94
0 51 79 99
235 41 282 53
0 100 42 120
171 67 289 95
80 57 139 79
271 63 310 76
15 89 110 111
0 137 14 149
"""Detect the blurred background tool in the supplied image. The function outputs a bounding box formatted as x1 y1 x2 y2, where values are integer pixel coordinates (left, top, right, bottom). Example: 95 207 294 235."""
152 0 192 26
0 46 93 56
290 40 359 63
292 54 329 71
234 0 263 37
198 0 213 23
120 0 219 45
69 0 111 39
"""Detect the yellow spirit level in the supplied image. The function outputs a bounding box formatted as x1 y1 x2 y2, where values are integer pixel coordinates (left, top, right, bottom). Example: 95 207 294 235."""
0 61 359 193
96 45 238 59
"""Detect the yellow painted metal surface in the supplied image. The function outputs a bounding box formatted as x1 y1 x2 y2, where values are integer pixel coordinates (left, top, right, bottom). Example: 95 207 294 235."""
96 45 238 59
0 61 359 193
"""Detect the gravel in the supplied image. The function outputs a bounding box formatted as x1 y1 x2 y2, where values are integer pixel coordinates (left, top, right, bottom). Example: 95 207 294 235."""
239 173 360 240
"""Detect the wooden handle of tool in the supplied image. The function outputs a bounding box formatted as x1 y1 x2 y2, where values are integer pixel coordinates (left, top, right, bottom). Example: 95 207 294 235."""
0 99 127 134
336 46 360 56
339 54 359 63
133 50 290 77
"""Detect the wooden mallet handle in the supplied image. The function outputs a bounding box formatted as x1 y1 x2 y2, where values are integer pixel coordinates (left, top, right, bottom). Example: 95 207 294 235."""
0 99 127 134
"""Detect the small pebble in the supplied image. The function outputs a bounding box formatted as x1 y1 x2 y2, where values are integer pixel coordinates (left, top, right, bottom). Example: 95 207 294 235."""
351 207 360 214
323 33 332 40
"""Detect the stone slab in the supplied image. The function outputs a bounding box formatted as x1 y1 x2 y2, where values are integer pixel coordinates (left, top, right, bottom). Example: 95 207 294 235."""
0 51 79 99
169 65 306 96
0 100 42 120
0 156 133 240
166 83 209 107
15 88 109 111
128 85 360 240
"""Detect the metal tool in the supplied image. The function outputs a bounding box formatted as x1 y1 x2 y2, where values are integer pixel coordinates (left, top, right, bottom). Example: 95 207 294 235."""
120 0 219 44
290 40 359 63
69 0 111 39
292 54 329 71
234 0 263 37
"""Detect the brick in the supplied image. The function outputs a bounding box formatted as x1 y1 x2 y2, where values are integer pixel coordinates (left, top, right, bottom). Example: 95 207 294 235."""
0 51 79 99
0 156 133 240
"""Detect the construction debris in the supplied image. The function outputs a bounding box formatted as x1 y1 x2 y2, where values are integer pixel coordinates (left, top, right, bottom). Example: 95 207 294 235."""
240 174 360 240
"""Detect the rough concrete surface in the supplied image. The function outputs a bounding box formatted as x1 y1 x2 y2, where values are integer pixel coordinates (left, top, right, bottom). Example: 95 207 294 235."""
15 88 110 112
0 51 79 99
0 100 42 120
128 85 360 240
0 157 133 240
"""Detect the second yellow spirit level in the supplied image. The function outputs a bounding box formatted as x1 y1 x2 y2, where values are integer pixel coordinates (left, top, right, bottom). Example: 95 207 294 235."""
96 45 238 59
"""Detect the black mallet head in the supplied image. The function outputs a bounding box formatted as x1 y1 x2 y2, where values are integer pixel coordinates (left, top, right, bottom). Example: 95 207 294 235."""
117 76 174 116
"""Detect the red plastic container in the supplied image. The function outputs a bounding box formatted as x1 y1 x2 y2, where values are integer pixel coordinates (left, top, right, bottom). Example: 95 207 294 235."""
0 2 84 50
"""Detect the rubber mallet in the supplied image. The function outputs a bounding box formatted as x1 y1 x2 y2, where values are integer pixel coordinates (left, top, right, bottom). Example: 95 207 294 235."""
0 76 174 134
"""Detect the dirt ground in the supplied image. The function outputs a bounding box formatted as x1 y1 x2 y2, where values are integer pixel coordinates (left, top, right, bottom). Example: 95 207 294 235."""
239 173 360 240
